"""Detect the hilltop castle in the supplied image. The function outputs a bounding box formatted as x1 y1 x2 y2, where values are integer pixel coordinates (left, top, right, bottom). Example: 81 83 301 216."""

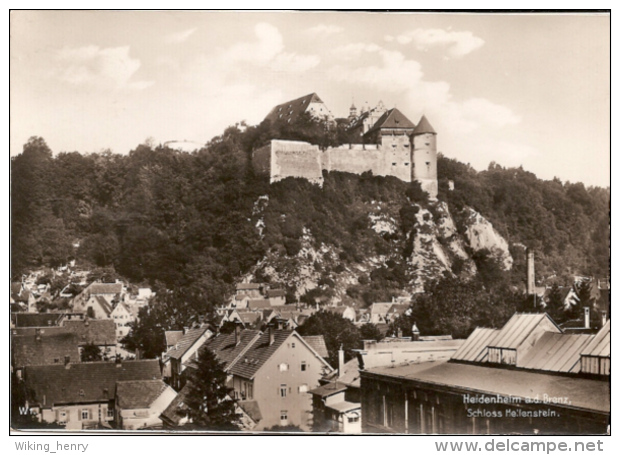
253 93 438 199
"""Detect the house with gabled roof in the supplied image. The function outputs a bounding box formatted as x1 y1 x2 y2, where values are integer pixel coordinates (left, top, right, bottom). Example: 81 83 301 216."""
72 281 124 314
227 328 333 431
263 92 334 125
22 359 161 429
166 325 213 390
110 301 134 339
12 330 81 377
115 379 177 430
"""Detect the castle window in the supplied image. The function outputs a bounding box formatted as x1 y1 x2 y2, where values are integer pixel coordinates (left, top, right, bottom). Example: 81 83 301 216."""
392 163 397 166
404 143 409 147
405 163 409 166
425 143 430 146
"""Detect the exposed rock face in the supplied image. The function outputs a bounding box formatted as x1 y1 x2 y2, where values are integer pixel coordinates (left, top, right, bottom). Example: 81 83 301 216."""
245 196 512 303
463 208 513 270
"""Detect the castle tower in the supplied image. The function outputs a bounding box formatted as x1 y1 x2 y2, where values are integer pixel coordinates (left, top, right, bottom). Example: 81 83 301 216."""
348 102 357 120
412 115 438 199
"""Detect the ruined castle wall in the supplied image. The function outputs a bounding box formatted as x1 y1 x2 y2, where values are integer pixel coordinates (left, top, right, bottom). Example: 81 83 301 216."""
270 140 323 185
323 144 386 177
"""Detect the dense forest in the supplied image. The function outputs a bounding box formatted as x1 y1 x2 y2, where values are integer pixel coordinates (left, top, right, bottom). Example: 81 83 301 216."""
11 115 610 328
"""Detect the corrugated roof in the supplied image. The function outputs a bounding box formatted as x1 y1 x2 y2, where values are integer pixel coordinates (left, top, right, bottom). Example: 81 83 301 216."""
12 332 81 369
25 360 161 406
366 108 415 135
303 335 329 358
228 330 293 379
116 379 171 409
518 332 594 373
488 313 559 350
167 326 211 360
365 361 610 414
581 320 610 358
412 115 436 135
451 328 499 363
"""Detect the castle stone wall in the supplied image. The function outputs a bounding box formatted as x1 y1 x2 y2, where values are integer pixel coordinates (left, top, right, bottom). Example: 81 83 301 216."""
323 145 386 177
270 140 323 185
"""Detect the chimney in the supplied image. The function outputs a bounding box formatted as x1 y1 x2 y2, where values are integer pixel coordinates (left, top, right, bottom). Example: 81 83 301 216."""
338 345 345 379
64 355 71 368
234 322 241 345
526 249 535 296
411 322 420 341
268 324 275 346
584 307 590 329
601 310 608 326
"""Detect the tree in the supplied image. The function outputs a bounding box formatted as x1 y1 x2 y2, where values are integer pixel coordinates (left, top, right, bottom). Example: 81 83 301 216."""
263 424 304 432
545 283 567 323
81 343 103 362
183 347 239 431
297 311 361 367
360 323 384 342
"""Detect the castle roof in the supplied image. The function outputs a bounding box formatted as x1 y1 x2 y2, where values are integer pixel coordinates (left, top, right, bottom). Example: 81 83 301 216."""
412 115 436 135
365 108 416 135
263 93 324 125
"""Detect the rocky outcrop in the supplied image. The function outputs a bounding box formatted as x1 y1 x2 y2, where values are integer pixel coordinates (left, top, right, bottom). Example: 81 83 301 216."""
463 208 513 270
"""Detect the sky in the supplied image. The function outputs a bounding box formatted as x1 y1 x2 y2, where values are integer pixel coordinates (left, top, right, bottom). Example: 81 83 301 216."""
10 11 610 187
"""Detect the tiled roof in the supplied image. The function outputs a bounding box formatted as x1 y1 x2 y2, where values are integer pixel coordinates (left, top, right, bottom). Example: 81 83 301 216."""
266 289 286 298
201 330 261 370
264 93 323 124
11 313 63 328
12 332 81 369
581 320 610 358
302 335 329 358
63 319 117 346
166 325 211 360
235 294 249 301
116 379 171 409
412 114 436 135
236 312 262 326
323 358 361 388
94 296 113 316
88 282 123 295
308 382 348 398
237 400 262 423
160 383 191 426
518 332 593 373
165 331 184 347
247 299 271 310
228 330 294 379
370 302 393 315
366 108 415 135
236 283 261 291
25 360 162 406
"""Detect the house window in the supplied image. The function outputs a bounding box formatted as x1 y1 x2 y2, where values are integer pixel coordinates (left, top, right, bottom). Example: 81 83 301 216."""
291 343 295 348
279 363 289 372
107 409 114 418
81 409 90 420
301 361 307 371
280 411 288 423
79 389 85 397
244 382 253 400
280 384 287 398
348 415 360 423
